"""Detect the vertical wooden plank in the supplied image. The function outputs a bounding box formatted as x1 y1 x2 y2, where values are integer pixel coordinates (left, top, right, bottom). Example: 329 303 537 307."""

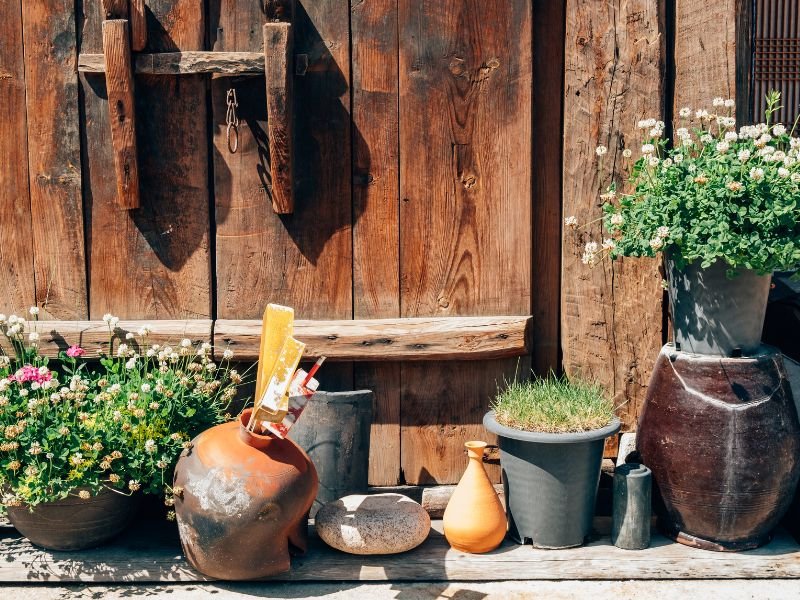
212 0 352 322
562 0 665 431
129 0 147 52
103 19 140 210
399 0 533 484
531 0 565 375
674 0 752 119
351 0 401 486
0 0 36 313
81 0 211 319
21 0 87 319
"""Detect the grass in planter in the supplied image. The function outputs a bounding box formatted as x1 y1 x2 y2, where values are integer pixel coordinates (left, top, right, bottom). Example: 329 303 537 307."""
491 374 615 434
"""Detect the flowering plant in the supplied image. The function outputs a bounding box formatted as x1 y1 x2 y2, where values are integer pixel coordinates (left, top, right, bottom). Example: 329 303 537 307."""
0 310 244 515
569 92 800 275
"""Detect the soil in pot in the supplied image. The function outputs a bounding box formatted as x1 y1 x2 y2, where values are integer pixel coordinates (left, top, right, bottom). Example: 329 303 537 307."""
484 411 620 549
7 487 141 551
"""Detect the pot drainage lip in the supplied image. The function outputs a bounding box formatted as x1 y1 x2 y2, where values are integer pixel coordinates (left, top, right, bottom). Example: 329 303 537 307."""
483 411 621 444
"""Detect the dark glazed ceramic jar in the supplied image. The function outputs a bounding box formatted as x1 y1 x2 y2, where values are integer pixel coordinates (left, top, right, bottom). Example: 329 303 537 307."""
174 409 318 579
7 487 140 551
638 344 800 551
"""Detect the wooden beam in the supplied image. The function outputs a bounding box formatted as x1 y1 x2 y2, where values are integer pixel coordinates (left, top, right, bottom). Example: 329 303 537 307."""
101 0 128 19
264 22 294 213
216 316 532 361
6 320 213 358
102 19 140 210
78 51 266 74
129 0 147 52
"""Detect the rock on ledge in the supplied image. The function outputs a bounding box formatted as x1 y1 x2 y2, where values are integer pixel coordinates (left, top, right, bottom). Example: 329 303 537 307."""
315 493 431 555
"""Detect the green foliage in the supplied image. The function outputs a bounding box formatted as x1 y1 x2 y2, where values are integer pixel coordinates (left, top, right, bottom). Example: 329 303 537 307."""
0 312 246 511
574 92 800 274
491 373 615 434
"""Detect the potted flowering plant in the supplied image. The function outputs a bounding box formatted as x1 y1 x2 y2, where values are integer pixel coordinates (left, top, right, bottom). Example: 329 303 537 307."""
567 92 800 356
0 310 243 550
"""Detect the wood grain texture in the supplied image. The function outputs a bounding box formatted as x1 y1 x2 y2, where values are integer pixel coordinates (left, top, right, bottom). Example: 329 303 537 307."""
351 0 401 486
0 0 36 314
129 0 147 51
2 320 212 358
100 0 128 19
562 0 665 431
214 316 531 361
81 0 211 320
21 0 88 319
211 0 352 321
263 22 294 213
531 0 565 375
674 0 752 119
5 519 799 582
398 0 532 484
79 52 266 74
102 19 140 210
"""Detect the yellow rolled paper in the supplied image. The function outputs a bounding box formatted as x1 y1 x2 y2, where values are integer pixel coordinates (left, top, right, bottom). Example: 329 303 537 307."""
254 304 294 408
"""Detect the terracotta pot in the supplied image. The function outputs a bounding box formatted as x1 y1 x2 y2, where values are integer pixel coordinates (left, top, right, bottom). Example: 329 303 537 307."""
443 441 506 553
638 344 800 551
7 487 140 551
174 409 318 580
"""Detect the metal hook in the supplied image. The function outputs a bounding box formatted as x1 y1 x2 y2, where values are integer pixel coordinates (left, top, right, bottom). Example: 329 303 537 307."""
226 88 240 154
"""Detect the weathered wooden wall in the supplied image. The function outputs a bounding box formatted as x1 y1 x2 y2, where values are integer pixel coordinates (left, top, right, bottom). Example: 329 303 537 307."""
1 0 749 482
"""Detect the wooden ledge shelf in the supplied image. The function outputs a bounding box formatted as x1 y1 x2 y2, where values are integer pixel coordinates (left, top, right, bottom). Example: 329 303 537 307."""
216 316 532 361
6 316 531 361
2 518 799 582
79 52 266 75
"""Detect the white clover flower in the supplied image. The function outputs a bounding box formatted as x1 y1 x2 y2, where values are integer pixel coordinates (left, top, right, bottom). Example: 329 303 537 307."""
648 156 660 167
28 332 39 343
637 119 649 129
30 382 40 391
785 156 797 167
649 237 664 251
716 141 730 153
144 439 157 454
791 138 800 149
125 332 135 341
717 116 736 129
18 388 28 397
712 97 725 107
695 109 709 120
140 383 152 394
146 348 156 358
750 167 765 181
117 343 129 357
223 348 234 360
70 453 84 466
595 145 608 157
676 127 689 139
180 338 192 348
206 362 217 372
201 342 212 351
29 307 39 316
738 149 751 162
110 316 119 327
0 314 6 324
657 226 670 239
773 124 787 136
779 167 790 178
700 134 713 145
641 143 655 155
679 107 691 118
102 313 113 324
600 190 616 201
724 98 735 108
682 137 693 147
585 241 598 254
724 131 738 143
755 134 772 148
673 153 683 164
137 325 152 337
0 356 9 368
792 173 800 183
602 238 615 250
662 158 673 168
610 213 624 226
581 250 597 266
125 357 137 370
622 148 632 158
649 127 663 137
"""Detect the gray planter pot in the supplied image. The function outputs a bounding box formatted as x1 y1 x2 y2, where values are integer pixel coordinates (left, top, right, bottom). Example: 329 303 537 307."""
484 411 620 548
289 390 373 515
667 257 772 356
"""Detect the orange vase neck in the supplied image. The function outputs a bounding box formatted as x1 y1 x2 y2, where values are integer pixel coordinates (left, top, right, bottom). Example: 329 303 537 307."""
238 409 274 450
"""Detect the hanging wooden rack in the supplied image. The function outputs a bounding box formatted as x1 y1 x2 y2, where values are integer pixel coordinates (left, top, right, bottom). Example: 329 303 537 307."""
90 0 296 213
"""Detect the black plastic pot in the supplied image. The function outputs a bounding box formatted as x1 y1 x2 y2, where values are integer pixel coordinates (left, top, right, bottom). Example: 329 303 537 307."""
667 257 772 356
483 411 620 548
289 390 373 515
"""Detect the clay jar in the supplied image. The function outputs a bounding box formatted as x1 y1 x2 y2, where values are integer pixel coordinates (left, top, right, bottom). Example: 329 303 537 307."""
443 441 506 553
173 409 318 579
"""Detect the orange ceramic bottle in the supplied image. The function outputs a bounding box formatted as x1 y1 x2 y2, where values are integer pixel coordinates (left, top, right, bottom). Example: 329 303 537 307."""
443 441 507 553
